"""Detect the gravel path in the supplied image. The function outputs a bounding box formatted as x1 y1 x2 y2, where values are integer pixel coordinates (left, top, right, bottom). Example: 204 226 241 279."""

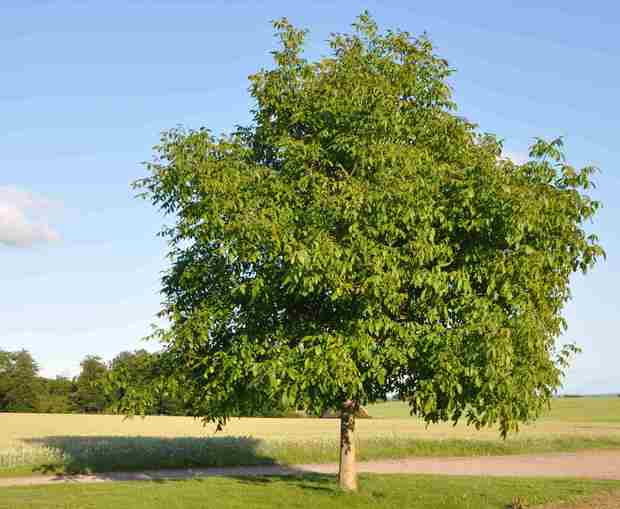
1 450 619 488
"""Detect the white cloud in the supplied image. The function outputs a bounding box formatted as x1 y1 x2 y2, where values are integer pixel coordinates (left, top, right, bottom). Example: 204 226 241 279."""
0 186 61 247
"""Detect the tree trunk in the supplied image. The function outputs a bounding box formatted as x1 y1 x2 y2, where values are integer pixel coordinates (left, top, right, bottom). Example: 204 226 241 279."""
338 402 358 491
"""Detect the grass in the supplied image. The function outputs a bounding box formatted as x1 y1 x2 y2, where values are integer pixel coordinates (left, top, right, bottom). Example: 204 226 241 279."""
1 397 619 477
2 435 620 478
1 475 619 509
367 397 620 422
542 397 620 423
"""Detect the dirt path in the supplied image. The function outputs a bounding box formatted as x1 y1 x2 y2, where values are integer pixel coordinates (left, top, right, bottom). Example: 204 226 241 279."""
1 450 619 488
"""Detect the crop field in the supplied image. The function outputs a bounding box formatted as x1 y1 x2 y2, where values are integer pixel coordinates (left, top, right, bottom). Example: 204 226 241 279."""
368 396 620 423
1 397 619 477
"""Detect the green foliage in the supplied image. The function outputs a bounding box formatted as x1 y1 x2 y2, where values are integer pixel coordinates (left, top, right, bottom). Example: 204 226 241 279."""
0 349 192 416
72 356 109 414
0 350 11 407
0 350 41 412
105 350 185 416
0 349 77 414
36 377 75 414
130 13 603 435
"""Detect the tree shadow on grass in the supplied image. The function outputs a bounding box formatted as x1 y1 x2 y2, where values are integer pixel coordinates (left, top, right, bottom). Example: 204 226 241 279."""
228 473 336 493
23 436 289 476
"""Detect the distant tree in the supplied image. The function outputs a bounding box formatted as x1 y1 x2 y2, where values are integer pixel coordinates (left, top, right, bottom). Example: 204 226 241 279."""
146 352 186 416
0 350 41 412
120 13 603 491
108 350 157 413
0 350 10 405
107 350 185 416
0 350 9 370
109 350 152 388
72 356 109 413
37 376 76 414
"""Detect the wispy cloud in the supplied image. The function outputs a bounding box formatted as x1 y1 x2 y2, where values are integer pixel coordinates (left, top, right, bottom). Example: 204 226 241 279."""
0 186 61 248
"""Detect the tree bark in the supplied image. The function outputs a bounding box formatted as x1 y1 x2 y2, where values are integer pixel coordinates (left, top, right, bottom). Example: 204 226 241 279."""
338 401 358 491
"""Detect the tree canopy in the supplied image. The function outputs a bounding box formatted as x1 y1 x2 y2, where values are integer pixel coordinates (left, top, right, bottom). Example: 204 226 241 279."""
0 349 41 412
129 13 604 490
72 356 110 414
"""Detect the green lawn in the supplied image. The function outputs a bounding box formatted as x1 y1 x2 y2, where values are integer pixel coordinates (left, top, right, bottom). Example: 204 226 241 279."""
1 475 619 509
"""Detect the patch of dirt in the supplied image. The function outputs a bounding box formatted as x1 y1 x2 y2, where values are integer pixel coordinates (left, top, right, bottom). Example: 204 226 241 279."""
350 450 620 479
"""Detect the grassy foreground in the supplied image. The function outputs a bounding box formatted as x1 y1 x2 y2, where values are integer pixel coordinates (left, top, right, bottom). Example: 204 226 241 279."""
1 475 619 509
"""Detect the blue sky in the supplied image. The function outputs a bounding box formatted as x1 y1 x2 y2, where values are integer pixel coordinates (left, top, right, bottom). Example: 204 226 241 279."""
1 1 618 393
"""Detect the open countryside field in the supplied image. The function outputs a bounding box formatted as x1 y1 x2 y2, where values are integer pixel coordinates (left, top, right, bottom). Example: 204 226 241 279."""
368 397 620 423
1 397 619 477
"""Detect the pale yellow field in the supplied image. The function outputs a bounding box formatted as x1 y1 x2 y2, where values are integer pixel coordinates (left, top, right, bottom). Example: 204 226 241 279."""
2 401 619 450
2 398 619 474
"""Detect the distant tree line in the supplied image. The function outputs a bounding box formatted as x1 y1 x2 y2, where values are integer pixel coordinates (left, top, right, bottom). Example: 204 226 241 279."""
0 348 185 415
0 348 299 416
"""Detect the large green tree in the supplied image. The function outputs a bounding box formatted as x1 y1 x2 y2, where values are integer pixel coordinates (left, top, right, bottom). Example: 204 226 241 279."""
127 14 603 490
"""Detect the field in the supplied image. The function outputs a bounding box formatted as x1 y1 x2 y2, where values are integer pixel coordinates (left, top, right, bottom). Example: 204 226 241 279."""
368 397 620 422
1 397 619 477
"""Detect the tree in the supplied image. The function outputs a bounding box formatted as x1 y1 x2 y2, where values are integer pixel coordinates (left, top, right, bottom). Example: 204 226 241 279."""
126 13 604 491
107 350 185 416
0 350 41 412
0 350 10 405
109 350 154 393
72 356 109 413
38 376 76 414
